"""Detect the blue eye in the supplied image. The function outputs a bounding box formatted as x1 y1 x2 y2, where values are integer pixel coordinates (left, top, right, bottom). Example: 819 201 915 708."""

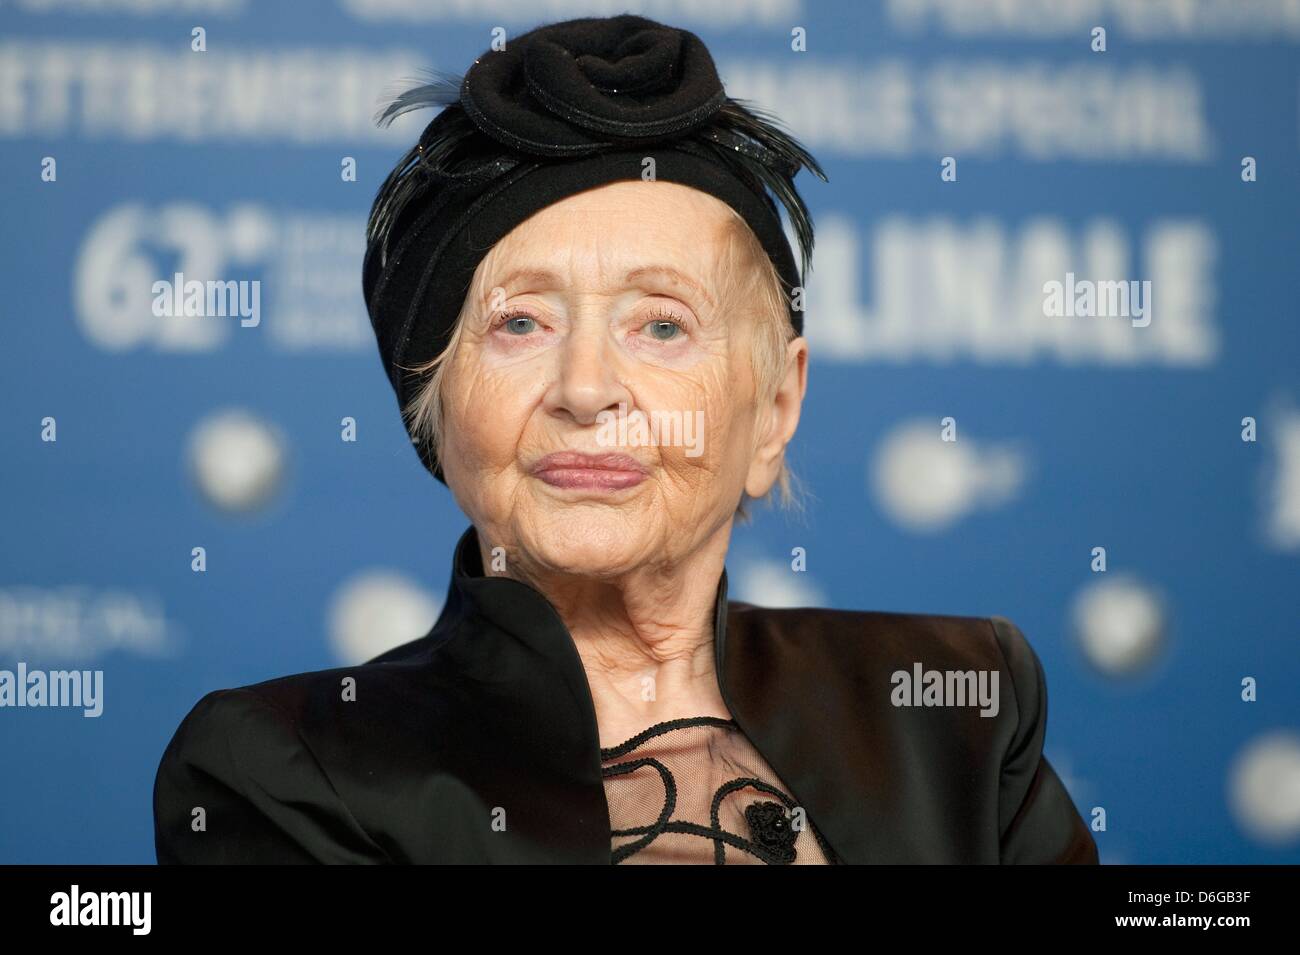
501 314 537 335
644 318 682 341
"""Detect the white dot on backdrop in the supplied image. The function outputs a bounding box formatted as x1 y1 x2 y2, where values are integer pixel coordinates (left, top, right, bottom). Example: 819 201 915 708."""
225 203 277 264
1229 731 1300 846
869 419 1026 533
327 570 440 665
1263 403 1300 551
1070 575 1166 676
734 560 826 608
187 409 287 514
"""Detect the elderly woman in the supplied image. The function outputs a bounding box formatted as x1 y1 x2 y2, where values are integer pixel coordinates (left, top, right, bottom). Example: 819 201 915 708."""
153 14 1098 865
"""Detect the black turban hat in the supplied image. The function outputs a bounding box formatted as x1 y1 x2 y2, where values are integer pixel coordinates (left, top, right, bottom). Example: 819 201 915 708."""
362 13 826 484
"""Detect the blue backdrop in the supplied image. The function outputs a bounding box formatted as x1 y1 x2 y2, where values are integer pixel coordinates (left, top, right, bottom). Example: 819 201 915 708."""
2 0 1298 864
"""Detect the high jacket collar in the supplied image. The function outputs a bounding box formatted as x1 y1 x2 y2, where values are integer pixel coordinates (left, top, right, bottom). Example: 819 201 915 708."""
432 523 732 703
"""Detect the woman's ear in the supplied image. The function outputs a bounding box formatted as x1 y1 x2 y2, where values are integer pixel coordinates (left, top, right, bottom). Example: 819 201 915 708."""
745 335 808 499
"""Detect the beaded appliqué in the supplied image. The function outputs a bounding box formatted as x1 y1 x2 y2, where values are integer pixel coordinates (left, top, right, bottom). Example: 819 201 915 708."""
600 715 835 864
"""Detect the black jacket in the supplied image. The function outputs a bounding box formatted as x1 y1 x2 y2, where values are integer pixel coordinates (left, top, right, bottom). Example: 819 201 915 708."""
153 524 1099 864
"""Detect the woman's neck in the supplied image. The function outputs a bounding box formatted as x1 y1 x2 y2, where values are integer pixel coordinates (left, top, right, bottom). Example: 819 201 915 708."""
481 525 734 747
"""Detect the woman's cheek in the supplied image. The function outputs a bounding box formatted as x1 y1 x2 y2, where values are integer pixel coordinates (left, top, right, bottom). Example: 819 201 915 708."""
703 375 754 470
643 380 727 477
447 369 530 464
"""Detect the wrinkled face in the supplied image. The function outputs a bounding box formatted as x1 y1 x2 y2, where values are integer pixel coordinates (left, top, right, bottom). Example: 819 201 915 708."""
438 180 778 578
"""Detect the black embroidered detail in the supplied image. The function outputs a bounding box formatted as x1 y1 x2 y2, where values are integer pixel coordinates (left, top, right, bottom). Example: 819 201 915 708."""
599 715 836 865
744 800 797 863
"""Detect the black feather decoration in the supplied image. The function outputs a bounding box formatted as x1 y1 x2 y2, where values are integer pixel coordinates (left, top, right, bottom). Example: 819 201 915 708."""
367 70 508 267
372 67 462 128
702 98 827 284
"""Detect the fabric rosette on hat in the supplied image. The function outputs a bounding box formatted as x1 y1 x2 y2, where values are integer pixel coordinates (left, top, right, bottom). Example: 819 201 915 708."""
459 15 729 153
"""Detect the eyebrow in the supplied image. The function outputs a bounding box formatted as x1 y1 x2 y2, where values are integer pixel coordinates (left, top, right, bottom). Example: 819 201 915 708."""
624 266 715 308
485 265 714 309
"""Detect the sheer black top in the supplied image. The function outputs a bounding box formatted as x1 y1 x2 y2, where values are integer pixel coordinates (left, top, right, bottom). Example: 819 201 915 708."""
600 715 836 864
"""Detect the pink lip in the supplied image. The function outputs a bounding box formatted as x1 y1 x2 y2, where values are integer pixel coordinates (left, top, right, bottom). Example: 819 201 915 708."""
530 451 649 491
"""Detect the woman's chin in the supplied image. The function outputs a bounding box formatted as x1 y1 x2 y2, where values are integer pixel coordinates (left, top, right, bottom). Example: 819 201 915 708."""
516 515 658 578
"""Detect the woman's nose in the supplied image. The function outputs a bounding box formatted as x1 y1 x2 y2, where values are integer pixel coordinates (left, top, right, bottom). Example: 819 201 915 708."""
545 320 633 426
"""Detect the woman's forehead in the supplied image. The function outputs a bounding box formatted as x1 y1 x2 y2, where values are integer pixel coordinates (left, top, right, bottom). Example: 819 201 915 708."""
498 182 733 253
486 263 717 309
484 182 734 293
